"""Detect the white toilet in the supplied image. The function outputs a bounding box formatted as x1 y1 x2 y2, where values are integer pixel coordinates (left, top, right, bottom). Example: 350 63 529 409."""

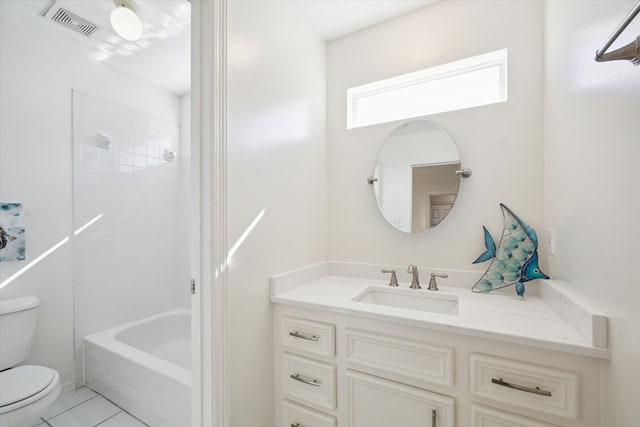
0 297 61 427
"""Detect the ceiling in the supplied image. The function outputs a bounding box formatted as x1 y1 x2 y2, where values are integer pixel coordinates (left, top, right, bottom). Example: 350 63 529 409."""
0 0 191 95
0 0 439 96
296 0 440 41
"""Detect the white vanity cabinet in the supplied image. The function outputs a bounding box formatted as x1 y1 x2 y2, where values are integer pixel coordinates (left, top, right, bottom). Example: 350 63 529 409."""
273 304 603 427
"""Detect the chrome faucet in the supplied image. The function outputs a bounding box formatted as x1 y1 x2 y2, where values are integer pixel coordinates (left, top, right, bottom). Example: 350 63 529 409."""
428 273 448 291
407 264 421 289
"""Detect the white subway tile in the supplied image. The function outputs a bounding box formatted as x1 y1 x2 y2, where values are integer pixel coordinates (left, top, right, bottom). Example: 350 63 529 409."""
101 161 118 177
81 158 101 174
147 143 161 159
82 115 99 131
100 105 117 124
148 117 164 134
101 190 119 204
118 151 133 166
133 141 147 156
118 164 134 175
100 146 117 163
82 145 99 164
101 174 119 190
81 188 101 204
133 155 147 168
80 173 101 188
82 98 100 118
133 114 147 131
118 132 133 154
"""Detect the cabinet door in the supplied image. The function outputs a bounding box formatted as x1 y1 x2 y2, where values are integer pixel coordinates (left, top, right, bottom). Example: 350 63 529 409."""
470 404 559 427
347 370 454 427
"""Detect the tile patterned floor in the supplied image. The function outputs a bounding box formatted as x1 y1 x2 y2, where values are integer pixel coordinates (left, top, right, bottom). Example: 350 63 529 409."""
36 387 148 427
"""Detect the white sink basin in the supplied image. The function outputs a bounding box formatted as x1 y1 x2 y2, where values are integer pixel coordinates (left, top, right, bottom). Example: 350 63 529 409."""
353 287 459 315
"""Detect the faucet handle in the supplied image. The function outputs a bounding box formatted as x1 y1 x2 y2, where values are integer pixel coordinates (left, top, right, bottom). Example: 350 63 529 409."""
428 273 448 291
381 269 399 287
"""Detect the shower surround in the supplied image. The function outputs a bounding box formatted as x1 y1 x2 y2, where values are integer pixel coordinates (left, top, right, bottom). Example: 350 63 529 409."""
71 91 190 381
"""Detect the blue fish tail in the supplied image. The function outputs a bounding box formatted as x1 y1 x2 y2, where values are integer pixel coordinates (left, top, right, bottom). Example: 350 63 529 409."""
473 226 496 264
515 282 525 297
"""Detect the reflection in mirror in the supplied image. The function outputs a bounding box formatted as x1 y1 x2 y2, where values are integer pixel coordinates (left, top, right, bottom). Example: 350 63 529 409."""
412 164 459 232
371 120 462 234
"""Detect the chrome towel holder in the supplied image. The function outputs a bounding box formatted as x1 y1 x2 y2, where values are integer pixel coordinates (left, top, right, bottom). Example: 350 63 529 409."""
595 1 640 65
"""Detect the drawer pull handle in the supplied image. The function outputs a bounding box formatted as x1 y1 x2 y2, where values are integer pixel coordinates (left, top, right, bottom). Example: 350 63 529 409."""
491 377 552 397
289 331 319 341
291 424 302 427
432 409 436 427
290 373 321 387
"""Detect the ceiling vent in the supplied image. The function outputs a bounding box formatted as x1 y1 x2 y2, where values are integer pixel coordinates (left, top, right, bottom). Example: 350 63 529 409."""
43 4 100 38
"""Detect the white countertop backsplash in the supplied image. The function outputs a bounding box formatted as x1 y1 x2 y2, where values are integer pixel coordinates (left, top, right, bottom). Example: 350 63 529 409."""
270 262 609 359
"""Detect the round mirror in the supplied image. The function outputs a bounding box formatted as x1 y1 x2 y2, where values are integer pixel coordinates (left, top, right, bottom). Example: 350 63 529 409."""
371 120 463 234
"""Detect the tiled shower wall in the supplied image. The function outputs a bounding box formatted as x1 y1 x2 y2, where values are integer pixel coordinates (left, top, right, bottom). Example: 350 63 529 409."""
72 91 190 358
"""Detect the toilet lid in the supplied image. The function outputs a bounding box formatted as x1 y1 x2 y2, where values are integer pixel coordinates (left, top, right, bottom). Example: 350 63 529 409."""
0 365 54 407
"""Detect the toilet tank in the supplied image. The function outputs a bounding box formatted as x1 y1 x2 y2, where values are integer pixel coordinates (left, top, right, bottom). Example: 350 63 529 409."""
0 296 40 371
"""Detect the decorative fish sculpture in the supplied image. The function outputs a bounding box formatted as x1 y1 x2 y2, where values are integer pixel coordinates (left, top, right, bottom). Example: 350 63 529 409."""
472 204 549 297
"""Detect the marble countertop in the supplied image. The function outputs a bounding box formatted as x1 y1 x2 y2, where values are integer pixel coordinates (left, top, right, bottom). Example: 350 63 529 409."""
271 264 610 359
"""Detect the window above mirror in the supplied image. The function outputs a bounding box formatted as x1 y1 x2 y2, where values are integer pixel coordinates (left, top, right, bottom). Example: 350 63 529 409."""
347 49 508 129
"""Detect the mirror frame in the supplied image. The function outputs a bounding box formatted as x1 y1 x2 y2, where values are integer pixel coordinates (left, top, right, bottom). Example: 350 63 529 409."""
369 120 467 234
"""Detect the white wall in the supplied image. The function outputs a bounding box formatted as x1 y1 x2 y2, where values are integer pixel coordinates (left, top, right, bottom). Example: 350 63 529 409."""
327 0 544 273
226 1 327 425
543 1 640 424
0 21 181 388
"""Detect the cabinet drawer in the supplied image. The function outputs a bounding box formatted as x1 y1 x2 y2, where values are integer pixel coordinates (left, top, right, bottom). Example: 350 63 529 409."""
283 353 337 411
346 328 453 387
283 400 336 427
470 353 578 419
347 370 454 427
471 404 559 427
283 316 335 358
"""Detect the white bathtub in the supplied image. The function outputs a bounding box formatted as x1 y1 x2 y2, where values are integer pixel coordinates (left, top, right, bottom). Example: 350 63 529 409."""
83 308 191 427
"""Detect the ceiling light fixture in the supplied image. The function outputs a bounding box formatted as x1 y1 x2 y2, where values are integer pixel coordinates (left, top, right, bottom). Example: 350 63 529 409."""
110 0 143 41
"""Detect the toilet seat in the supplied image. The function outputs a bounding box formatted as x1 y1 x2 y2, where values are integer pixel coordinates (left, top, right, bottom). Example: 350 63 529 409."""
0 365 58 414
